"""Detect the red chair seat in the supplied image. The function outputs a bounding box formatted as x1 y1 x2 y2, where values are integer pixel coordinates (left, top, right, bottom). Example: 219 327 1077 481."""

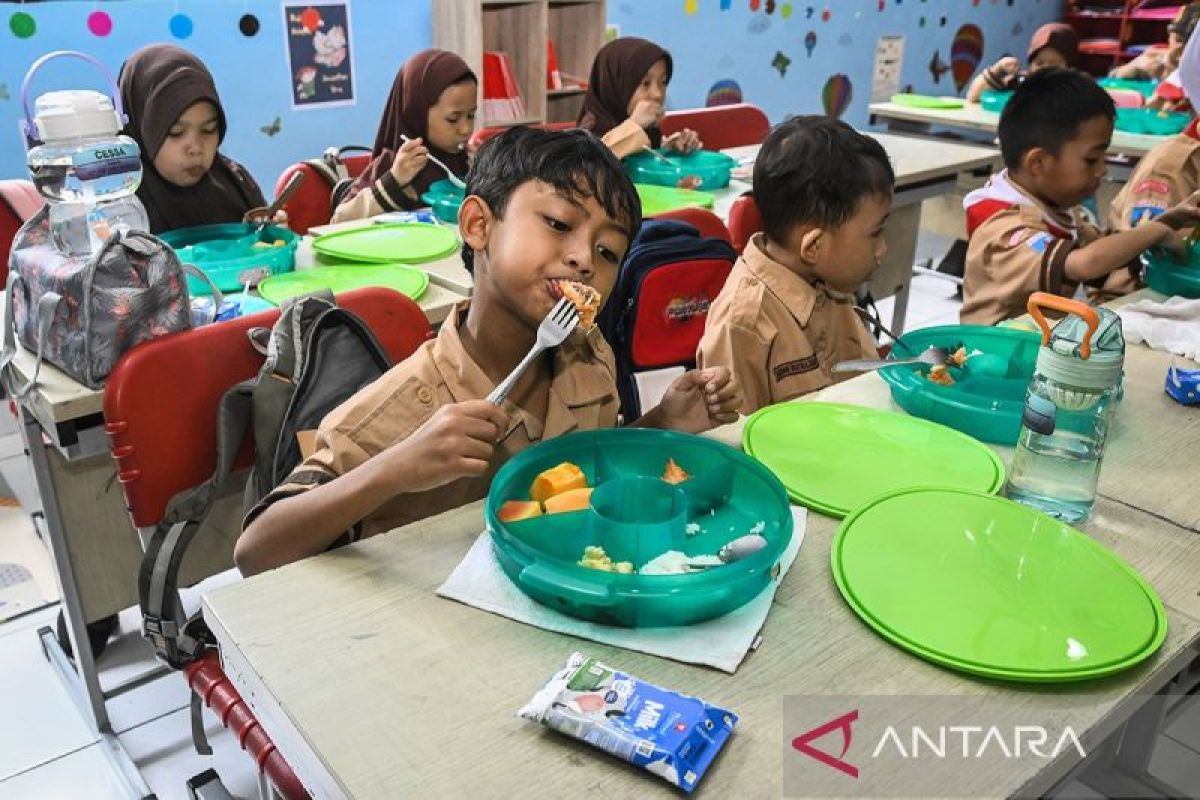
274 153 372 234
727 193 763 255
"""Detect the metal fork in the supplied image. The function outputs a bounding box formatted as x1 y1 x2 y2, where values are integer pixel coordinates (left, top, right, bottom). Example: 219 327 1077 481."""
400 134 466 189
832 345 952 374
486 298 580 405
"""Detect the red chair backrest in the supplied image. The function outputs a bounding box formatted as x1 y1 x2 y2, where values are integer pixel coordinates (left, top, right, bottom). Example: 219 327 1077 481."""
648 207 731 244
727 193 763 255
469 121 576 152
0 180 44 285
661 103 770 150
274 153 373 234
103 287 431 528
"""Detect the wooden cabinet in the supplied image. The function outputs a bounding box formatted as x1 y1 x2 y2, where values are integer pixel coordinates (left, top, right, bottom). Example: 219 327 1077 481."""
434 0 608 128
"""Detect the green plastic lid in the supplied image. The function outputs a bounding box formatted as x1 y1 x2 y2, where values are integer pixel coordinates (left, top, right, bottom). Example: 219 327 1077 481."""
743 403 1004 517
890 93 965 109
257 263 429 306
311 223 459 264
636 183 716 215
833 488 1167 682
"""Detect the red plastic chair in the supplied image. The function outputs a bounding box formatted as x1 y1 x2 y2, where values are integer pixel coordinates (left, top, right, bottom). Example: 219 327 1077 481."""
726 193 763 255
661 103 770 150
102 287 432 799
1 179 43 285
650 207 731 244
273 152 373 234
469 121 576 152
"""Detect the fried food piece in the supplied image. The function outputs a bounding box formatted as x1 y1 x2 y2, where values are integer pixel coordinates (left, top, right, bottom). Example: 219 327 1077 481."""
556 280 601 330
662 458 690 485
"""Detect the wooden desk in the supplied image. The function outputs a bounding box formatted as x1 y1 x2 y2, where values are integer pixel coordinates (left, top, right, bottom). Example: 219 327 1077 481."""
711 133 1001 335
868 100 1172 161
204 305 1200 799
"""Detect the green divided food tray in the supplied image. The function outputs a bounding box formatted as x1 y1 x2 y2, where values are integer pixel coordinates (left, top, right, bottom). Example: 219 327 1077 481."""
421 178 464 224
311 222 459 264
484 428 793 628
624 149 736 191
833 487 1167 682
636 183 716 215
890 93 965 110
877 325 1041 445
1115 107 1191 136
979 90 1012 113
160 222 298 296
1141 248 1200 298
743 402 1005 518
257 262 429 306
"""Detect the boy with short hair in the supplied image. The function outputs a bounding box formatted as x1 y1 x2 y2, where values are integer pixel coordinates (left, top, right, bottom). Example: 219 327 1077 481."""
236 128 742 575
696 115 892 415
962 68 1200 326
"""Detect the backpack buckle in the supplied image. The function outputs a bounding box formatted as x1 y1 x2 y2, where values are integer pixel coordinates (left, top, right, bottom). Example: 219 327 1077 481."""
142 614 181 666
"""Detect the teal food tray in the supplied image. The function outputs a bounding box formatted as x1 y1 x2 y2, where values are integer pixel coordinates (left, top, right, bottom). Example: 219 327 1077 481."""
624 149 736 191
1098 77 1158 99
979 90 1011 113
1115 107 1190 136
420 178 464 224
160 222 298 296
484 428 793 628
1141 248 1200 298
878 325 1041 445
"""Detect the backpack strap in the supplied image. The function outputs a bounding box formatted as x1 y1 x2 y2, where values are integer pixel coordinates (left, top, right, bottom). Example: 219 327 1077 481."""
302 158 340 188
139 381 254 668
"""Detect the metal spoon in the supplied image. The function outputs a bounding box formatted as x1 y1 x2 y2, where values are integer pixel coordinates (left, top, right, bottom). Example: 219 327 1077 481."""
832 345 952 374
401 134 466 189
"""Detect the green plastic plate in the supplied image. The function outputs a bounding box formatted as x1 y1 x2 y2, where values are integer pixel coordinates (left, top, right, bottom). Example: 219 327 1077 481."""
257 263 429 306
485 428 793 628
833 488 1167 682
878 325 1042 445
636 183 716 215
311 223 459 264
890 93 965 109
742 402 1004 517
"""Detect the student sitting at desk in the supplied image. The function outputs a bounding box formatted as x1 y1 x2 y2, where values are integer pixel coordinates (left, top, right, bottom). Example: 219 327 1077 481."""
962 69 1200 326
696 116 891 414
332 49 477 223
966 23 1078 103
1111 3 1200 85
236 128 741 575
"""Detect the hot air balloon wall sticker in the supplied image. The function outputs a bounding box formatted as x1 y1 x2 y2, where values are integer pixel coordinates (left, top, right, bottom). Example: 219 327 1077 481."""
707 79 744 107
951 24 984 96
822 73 852 119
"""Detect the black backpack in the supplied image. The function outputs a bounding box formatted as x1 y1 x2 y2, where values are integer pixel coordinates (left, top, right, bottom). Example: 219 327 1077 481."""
303 145 372 213
139 292 393 671
598 220 736 419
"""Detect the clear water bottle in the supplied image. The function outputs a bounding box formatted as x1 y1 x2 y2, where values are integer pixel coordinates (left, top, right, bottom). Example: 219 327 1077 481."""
1006 293 1125 523
21 52 149 256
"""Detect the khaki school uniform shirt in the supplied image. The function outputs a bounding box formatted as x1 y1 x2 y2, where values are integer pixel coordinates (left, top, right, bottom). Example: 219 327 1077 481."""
963 188 1103 326
245 302 619 543
601 118 652 160
696 234 878 415
1109 131 1200 232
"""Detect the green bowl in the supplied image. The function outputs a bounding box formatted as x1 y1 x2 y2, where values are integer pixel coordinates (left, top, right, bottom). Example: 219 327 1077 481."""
1098 77 1158 98
979 90 1012 113
624 149 736 191
485 428 793 628
420 178 464 224
160 223 298 296
877 325 1042 445
1141 248 1200 298
1115 107 1190 136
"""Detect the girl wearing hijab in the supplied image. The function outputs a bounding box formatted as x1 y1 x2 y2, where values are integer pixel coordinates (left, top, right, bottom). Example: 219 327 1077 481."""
118 44 274 234
966 23 1080 103
577 37 701 159
332 49 476 223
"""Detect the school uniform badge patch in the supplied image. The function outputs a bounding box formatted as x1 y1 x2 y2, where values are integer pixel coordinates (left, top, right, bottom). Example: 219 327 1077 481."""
1025 232 1056 254
1130 205 1166 226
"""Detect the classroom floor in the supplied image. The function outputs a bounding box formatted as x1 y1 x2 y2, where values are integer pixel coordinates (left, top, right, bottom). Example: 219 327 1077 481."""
0 231 1197 799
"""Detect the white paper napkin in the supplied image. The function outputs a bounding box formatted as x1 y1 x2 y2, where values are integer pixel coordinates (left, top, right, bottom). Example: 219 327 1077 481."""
436 506 806 673
1117 296 1200 361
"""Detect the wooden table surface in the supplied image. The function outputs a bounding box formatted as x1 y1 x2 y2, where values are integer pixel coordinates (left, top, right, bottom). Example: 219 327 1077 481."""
204 291 1200 799
868 101 1172 159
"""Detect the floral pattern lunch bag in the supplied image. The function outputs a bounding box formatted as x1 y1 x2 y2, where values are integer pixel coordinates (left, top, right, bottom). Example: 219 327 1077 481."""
2 205 216 392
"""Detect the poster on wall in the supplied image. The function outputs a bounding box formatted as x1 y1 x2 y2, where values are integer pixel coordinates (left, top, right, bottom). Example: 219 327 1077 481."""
283 3 356 109
871 35 905 103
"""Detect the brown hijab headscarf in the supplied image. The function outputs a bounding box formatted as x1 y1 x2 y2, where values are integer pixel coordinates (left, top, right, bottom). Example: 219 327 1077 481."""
342 49 475 209
118 44 265 233
577 37 672 148
1027 23 1080 67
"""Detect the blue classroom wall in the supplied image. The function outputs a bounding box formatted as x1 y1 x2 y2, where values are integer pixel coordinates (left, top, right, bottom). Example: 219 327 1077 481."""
0 1 1065 190
609 0 1065 131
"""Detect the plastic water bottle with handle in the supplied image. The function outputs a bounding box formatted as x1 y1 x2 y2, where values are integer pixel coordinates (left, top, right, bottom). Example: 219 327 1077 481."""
22 51 149 257
1006 292 1125 522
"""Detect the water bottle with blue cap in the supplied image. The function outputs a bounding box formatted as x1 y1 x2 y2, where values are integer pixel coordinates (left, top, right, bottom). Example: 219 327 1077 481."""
1006 292 1125 522
22 51 149 256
